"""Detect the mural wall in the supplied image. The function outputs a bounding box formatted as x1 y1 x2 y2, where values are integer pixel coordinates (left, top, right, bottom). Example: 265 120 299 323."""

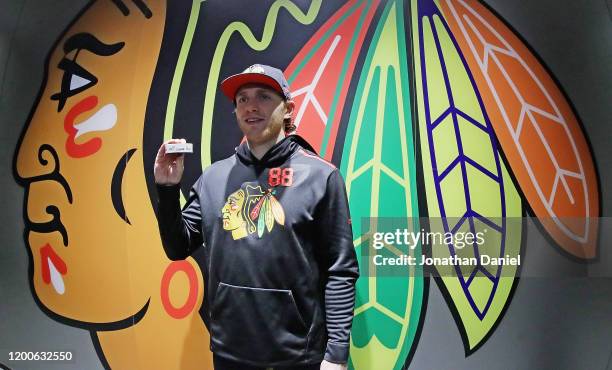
6 0 607 369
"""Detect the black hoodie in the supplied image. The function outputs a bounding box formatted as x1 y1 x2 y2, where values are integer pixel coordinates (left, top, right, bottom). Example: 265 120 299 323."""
156 135 359 367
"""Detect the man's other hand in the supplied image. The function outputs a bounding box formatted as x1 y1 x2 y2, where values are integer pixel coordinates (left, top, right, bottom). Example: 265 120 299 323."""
320 360 347 370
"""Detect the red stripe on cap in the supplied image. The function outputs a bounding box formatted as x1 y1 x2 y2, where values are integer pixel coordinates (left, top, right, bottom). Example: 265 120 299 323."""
220 73 284 100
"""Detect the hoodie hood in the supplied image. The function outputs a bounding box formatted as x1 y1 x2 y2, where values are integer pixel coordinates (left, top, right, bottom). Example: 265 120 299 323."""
236 134 318 167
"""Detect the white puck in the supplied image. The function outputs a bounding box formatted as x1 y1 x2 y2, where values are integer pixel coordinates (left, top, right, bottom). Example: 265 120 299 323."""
165 143 193 154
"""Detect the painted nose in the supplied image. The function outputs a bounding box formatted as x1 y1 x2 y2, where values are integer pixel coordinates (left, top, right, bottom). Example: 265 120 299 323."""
15 136 61 182
15 104 66 181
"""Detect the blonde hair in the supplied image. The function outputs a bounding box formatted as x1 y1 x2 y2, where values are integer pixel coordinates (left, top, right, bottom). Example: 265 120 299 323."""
283 103 296 133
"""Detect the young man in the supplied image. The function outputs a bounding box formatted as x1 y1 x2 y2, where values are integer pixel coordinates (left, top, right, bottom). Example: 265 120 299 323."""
154 64 359 370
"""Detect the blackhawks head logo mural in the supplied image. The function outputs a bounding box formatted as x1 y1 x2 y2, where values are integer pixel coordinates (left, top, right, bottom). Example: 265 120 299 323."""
13 1 212 369
13 0 600 369
222 184 285 240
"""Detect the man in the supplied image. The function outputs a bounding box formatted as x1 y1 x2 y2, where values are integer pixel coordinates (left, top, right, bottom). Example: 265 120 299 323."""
154 64 359 370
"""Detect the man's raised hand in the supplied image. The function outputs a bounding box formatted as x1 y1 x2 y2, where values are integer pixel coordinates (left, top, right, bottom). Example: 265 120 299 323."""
154 139 186 185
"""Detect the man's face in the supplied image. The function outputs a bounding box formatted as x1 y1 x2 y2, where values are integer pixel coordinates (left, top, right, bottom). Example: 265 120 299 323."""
234 84 294 145
14 0 167 325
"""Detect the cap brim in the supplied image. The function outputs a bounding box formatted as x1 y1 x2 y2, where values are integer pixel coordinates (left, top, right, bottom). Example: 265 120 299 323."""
220 73 285 100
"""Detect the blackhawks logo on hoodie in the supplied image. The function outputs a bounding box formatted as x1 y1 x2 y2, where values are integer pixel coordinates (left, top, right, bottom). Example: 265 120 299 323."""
221 184 285 240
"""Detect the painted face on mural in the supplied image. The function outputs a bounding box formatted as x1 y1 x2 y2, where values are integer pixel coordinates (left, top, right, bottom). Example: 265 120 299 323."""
14 0 167 326
234 84 294 145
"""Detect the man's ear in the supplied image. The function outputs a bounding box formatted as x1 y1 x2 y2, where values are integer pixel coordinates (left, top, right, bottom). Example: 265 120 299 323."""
284 100 295 118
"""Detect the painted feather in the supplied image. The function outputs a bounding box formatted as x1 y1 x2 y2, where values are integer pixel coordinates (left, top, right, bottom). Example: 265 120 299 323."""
270 196 286 226
257 200 266 238
411 0 522 353
286 0 381 158
250 196 265 221
438 0 599 259
339 2 424 369
265 197 274 232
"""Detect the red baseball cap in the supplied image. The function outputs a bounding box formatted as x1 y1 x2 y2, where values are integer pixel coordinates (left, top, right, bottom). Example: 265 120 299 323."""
220 64 292 101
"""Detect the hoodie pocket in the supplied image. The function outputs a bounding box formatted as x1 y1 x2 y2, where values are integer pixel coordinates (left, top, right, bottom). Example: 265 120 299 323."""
211 282 309 363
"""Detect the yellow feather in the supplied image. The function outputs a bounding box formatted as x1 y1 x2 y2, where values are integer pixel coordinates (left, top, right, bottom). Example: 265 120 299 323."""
270 196 285 225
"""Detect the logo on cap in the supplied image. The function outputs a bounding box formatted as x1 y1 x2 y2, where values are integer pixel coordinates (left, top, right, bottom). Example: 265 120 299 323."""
245 65 265 74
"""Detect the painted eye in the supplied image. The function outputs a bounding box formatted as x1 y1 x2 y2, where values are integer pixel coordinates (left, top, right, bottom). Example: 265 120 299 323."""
50 57 98 112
